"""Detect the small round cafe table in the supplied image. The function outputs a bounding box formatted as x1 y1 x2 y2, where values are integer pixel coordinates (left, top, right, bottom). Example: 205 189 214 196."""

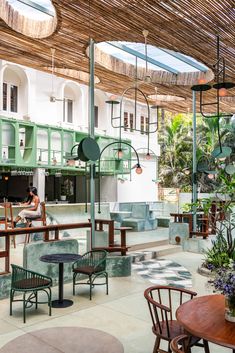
0 327 124 353
176 294 235 352
40 253 81 308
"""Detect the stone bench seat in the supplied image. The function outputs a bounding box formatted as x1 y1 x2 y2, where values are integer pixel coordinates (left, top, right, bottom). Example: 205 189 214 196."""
121 217 157 231
111 202 158 232
156 216 171 228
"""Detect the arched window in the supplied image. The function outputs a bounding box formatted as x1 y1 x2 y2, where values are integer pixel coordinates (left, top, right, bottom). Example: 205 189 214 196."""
63 82 82 125
123 101 135 132
140 107 148 135
2 65 28 118
94 90 108 131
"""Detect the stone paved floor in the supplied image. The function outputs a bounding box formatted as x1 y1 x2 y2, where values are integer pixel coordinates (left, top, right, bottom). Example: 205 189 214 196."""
0 248 231 353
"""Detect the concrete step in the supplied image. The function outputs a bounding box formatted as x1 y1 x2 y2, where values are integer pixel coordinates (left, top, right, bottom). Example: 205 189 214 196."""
128 239 168 251
130 243 182 263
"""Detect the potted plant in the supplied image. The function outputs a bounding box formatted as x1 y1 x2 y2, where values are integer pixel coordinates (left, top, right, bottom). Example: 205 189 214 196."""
60 185 67 201
61 178 74 201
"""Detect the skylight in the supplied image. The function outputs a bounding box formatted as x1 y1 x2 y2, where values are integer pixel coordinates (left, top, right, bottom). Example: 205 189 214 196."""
97 42 208 73
7 0 55 20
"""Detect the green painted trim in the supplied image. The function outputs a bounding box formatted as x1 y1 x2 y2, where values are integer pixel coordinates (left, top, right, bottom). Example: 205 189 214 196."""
0 116 132 175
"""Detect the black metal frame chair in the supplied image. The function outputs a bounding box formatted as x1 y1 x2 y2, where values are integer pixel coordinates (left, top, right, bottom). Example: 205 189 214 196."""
72 250 108 300
144 285 210 353
10 264 52 323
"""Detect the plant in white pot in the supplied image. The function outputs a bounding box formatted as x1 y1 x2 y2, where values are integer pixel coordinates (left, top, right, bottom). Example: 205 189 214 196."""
61 178 74 201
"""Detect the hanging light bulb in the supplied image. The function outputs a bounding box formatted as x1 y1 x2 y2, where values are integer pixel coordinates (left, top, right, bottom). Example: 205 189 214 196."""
50 48 56 102
218 87 228 97
117 148 123 159
135 163 143 174
145 152 151 160
198 77 207 84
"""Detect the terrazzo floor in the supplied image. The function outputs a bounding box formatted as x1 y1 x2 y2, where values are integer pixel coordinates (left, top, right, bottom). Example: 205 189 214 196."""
132 251 192 288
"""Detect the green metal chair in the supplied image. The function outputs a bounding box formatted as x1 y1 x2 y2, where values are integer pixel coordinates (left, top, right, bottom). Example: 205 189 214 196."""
10 264 52 323
72 250 108 300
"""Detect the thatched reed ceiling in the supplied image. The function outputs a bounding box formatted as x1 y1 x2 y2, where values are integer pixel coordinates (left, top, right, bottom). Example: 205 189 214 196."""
0 0 235 113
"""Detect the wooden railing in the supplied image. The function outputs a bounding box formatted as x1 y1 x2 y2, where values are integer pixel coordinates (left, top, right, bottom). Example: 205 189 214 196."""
0 222 91 275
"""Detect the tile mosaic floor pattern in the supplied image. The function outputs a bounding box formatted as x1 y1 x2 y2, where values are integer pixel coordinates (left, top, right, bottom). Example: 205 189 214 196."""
132 251 192 288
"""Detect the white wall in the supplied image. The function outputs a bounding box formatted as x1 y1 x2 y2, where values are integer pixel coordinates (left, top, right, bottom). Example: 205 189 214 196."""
117 159 158 202
179 192 215 211
0 59 161 204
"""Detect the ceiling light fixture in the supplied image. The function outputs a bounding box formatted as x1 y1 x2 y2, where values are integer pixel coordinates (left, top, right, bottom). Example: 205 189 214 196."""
143 29 151 83
191 35 234 159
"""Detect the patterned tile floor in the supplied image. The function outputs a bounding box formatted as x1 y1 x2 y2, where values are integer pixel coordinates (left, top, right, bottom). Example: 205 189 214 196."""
132 251 192 288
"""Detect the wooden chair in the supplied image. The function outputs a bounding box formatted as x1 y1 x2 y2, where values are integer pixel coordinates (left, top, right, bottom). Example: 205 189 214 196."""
170 335 191 353
10 264 52 323
144 285 210 353
0 202 16 248
25 202 47 243
72 250 108 300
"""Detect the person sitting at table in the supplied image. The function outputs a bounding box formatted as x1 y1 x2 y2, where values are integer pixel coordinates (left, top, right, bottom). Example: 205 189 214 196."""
14 187 41 225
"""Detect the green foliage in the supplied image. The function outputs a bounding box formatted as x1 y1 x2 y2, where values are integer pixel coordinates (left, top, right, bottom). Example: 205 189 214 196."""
203 233 235 269
181 198 212 215
159 112 234 192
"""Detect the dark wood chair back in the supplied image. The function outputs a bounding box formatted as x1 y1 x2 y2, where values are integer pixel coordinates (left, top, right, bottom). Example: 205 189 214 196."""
0 202 14 229
0 202 15 247
144 285 199 353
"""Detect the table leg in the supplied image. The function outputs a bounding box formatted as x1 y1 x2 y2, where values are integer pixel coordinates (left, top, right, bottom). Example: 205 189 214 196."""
120 229 126 256
51 262 73 308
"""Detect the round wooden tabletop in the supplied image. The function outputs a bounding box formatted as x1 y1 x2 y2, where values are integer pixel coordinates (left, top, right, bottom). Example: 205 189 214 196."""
0 327 124 353
176 294 235 350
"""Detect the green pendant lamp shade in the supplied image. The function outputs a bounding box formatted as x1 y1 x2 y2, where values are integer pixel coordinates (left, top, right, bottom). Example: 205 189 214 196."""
77 137 100 162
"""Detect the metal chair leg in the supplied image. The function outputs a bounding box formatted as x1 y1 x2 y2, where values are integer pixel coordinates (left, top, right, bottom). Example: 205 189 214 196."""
48 288 52 316
89 275 92 300
10 289 14 316
106 272 109 295
35 291 38 309
73 273 76 295
23 292 26 323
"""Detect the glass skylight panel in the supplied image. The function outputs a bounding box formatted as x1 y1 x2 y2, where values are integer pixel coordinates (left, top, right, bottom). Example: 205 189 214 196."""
98 41 208 73
8 0 55 20
97 42 165 71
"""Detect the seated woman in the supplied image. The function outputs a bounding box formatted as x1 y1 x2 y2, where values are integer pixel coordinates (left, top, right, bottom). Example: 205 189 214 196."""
14 187 41 225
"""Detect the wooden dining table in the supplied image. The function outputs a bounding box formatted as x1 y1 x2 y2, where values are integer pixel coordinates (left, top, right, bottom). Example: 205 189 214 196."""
176 294 235 352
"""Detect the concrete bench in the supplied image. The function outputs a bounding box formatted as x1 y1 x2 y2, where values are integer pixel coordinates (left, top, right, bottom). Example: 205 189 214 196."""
156 216 171 227
119 203 157 231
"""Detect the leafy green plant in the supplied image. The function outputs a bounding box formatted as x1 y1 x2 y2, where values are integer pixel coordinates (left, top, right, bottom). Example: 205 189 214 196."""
203 233 234 270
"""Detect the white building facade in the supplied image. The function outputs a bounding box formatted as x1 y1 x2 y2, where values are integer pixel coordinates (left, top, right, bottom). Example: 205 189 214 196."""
0 60 160 204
